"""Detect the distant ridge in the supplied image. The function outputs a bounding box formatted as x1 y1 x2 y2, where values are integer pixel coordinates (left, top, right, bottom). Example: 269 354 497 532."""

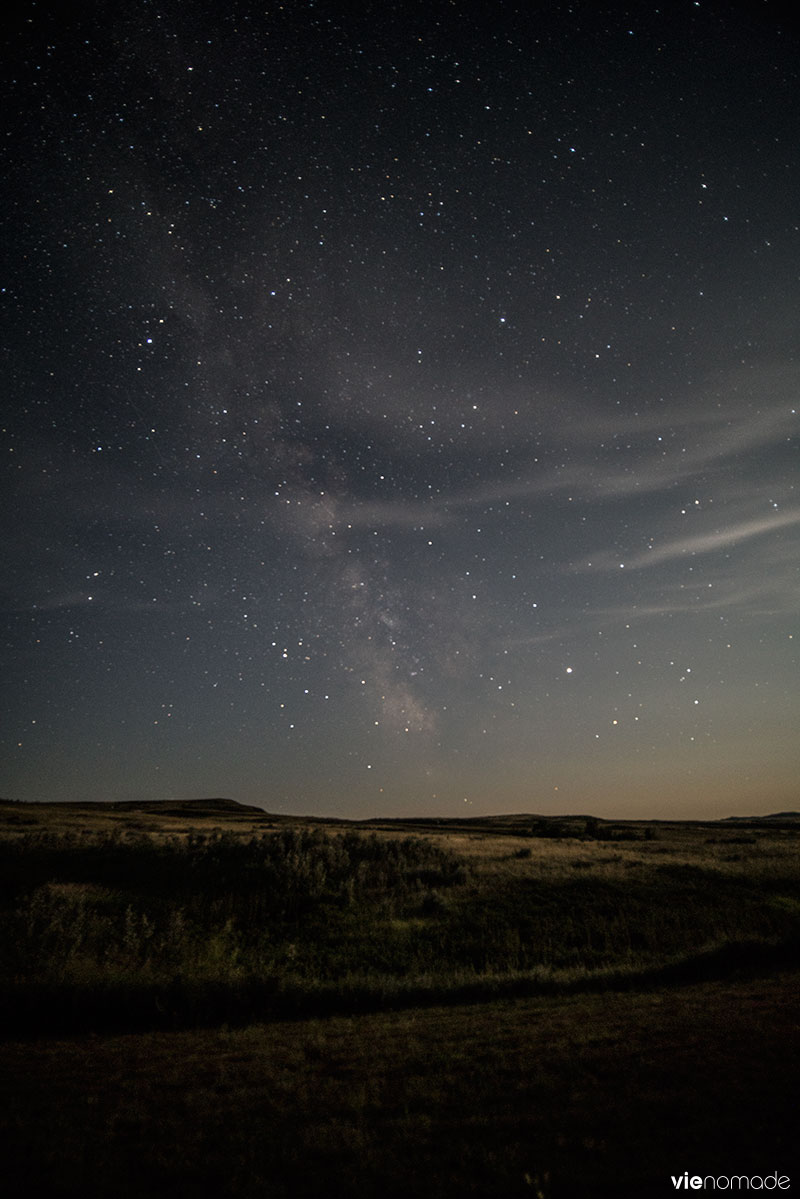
722 812 800 823
149 798 271 819
0 797 269 817
1 798 798 826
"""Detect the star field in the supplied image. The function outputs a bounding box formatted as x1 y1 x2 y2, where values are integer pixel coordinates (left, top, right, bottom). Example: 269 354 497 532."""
2 1 798 817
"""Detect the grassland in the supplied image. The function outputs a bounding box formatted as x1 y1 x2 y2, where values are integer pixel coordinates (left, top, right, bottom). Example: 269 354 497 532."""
1 798 798 1196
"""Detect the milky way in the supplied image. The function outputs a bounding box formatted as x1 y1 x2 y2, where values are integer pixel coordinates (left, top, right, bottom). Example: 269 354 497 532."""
2 2 798 817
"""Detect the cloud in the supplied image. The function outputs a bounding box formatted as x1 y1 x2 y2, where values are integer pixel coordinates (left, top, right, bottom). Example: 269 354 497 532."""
304 360 799 529
584 508 800 573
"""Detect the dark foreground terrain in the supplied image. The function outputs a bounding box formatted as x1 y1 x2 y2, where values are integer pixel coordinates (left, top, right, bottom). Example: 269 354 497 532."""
1 798 798 1197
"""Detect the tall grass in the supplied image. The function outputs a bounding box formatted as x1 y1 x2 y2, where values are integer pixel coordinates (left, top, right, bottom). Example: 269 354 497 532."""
1 825 799 1033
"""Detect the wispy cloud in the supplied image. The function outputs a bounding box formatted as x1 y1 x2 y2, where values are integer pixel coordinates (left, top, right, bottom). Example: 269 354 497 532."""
307 360 799 527
584 508 800 572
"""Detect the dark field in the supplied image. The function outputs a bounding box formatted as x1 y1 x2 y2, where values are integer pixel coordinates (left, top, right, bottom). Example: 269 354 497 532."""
1 799 798 1196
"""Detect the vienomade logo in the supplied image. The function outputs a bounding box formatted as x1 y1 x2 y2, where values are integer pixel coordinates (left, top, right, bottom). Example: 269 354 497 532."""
671 1174 791 1191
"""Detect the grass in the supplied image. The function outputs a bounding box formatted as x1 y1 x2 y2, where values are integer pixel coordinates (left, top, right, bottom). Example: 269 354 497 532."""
2 812 799 1033
0 799 798 1195
1 973 798 1197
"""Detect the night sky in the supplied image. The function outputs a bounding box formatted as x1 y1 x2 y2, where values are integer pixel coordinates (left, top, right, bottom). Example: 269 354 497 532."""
2 1 798 819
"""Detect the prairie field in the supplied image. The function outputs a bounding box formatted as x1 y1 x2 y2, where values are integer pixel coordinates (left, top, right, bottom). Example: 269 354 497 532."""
1 799 798 1196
